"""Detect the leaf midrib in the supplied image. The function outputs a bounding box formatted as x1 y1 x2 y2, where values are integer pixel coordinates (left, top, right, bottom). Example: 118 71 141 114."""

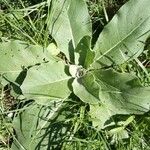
22 76 71 88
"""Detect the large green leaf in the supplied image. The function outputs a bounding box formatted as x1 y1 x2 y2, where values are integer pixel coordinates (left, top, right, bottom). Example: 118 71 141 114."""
48 0 92 60
0 40 71 103
73 69 150 129
0 40 53 84
92 0 150 68
11 101 70 150
90 70 150 129
74 36 95 68
21 61 72 104
72 72 100 104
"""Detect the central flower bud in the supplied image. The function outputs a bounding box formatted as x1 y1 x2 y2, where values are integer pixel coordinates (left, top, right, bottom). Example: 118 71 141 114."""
69 65 85 78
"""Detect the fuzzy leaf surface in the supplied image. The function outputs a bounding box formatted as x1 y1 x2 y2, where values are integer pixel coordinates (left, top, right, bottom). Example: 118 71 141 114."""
48 0 92 61
11 101 69 150
0 40 52 84
73 69 150 128
93 0 150 68
74 36 95 68
72 72 100 104
21 61 71 104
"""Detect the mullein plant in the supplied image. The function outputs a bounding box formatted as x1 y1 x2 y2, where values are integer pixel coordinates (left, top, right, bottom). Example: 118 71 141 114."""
0 0 150 149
